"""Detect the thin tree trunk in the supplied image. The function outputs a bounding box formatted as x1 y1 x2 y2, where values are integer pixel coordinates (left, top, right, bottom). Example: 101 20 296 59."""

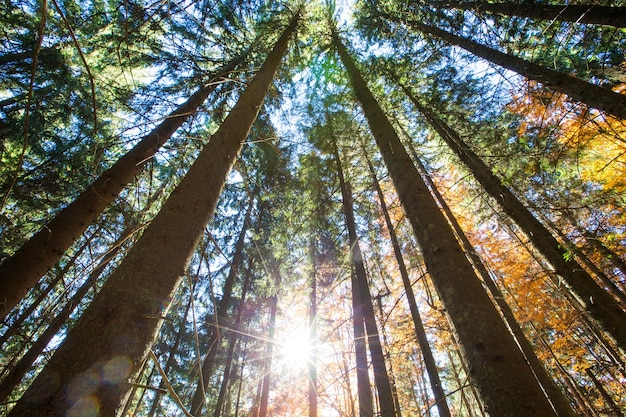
384 13 626 119
428 1 626 28
363 151 452 417
333 32 557 416
257 293 277 417
332 136 397 417
351 269 374 417
6 16 298 416
584 367 624 416
400 86 626 354
0 47 252 320
308 236 318 417
190 204 252 416
213 263 252 417
146 286 194 417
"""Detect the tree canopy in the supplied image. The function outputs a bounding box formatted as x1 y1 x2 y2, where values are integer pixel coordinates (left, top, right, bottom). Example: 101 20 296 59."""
1 1 625 416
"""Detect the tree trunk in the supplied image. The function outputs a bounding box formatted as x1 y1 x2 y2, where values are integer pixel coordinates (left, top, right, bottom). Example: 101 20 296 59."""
213 263 252 417
0 46 252 320
405 144 578 417
385 14 626 120
363 152 452 417
257 293 278 417
6 16 298 416
351 269 374 417
333 32 557 417
429 1 626 28
190 204 252 416
332 136 397 417
0 223 138 403
308 236 318 417
400 86 626 354
146 286 194 417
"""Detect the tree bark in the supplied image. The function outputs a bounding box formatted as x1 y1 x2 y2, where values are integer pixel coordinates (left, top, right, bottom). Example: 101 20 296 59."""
363 152 452 417
351 269 374 417
333 32 558 417
406 142 578 417
0 46 252 320
386 14 626 120
429 1 626 28
401 86 626 354
332 136 397 417
6 16 298 416
0 224 137 403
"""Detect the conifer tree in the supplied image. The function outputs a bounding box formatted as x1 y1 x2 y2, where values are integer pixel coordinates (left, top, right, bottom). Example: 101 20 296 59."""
332 30 558 416
6 13 299 416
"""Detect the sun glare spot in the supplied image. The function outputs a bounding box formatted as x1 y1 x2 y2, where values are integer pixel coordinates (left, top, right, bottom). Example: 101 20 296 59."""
280 328 313 369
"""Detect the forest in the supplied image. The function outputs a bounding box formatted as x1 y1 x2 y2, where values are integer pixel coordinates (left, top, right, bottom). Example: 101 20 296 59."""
0 0 625 416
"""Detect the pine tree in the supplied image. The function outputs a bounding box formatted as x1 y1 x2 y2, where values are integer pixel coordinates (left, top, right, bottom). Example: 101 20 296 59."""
332 30 557 416
6 13 299 415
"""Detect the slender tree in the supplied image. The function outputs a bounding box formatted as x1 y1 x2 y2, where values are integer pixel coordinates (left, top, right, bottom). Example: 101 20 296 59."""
362 150 452 417
6 14 299 416
0 48 252 320
399 85 626 354
332 30 558 416
213 263 253 417
332 132 397 417
308 235 318 417
428 1 626 28
189 203 252 416
378 11 626 120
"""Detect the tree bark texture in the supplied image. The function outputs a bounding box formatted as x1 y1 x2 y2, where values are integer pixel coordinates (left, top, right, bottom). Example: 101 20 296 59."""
402 88 626 355
333 33 557 417
6 17 297 417
429 1 626 27
0 48 251 320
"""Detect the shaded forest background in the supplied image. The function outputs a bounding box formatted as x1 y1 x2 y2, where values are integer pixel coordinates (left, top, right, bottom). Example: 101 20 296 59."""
1 0 625 416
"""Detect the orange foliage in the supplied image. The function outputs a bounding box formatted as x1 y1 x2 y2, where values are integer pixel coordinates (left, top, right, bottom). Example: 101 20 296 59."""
507 83 626 196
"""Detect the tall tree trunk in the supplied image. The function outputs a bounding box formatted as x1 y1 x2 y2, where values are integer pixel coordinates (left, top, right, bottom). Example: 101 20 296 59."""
213 263 252 417
405 143 578 417
381 13 626 120
333 32 557 416
6 16 298 416
0 223 139 403
351 269 374 417
190 204 252 416
332 137 397 417
400 86 626 354
363 151 452 417
308 236 318 417
257 293 278 417
428 1 626 28
0 47 252 320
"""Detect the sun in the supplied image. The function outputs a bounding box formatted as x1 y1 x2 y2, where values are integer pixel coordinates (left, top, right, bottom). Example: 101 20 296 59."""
279 327 314 369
